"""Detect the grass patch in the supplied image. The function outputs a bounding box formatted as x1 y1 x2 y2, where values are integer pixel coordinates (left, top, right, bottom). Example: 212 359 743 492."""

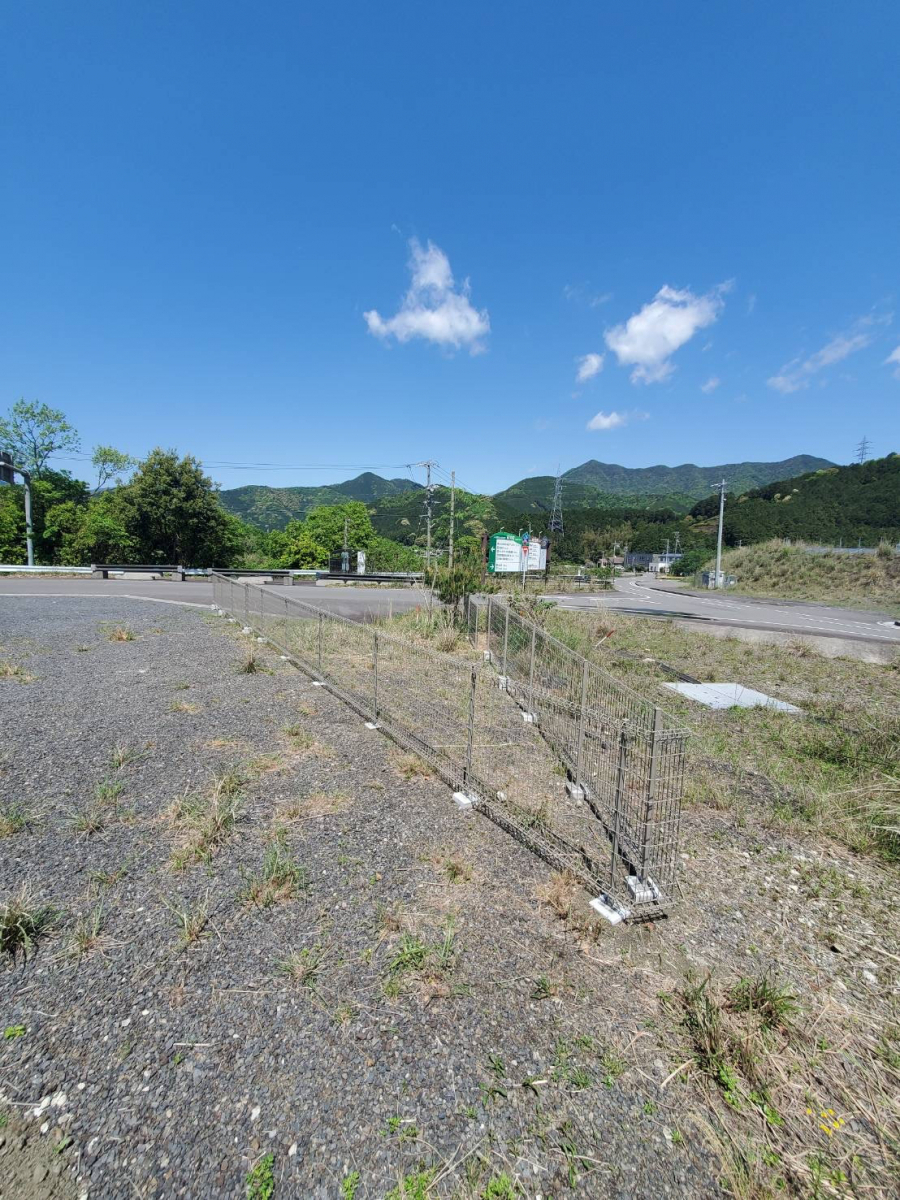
240 833 307 908
108 626 135 642
170 699 201 714
169 771 244 867
278 944 325 991
68 902 116 960
0 884 60 962
245 1152 275 1200
394 752 435 781
164 893 210 948
0 803 28 838
0 659 34 682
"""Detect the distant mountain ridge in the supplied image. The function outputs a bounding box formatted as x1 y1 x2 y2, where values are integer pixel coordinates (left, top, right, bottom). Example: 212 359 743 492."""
221 472 420 528
220 456 838 529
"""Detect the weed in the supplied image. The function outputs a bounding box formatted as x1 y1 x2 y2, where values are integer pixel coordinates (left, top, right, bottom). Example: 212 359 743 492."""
394 752 434 781
69 902 114 960
289 790 349 818
4 1025 26 1040
341 1172 360 1200
0 885 60 961
109 743 143 771
488 1052 506 1078
482 1174 517 1198
117 1038 133 1061
531 974 555 1000
383 1115 419 1141
164 893 210 948
729 970 798 1030
238 648 260 675
0 804 28 837
670 1128 684 1146
642 1100 657 1116
537 870 578 921
385 1169 435 1200
245 1152 275 1200
90 864 128 889
72 806 106 834
390 933 429 975
600 1048 626 1088
108 626 135 642
170 774 243 865
568 1066 592 1089
443 856 471 884
278 945 324 991
241 835 307 908
0 660 34 682
170 700 200 714
95 777 125 804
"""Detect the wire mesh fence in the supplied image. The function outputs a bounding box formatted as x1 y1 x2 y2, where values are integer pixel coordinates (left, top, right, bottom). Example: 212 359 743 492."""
212 574 686 916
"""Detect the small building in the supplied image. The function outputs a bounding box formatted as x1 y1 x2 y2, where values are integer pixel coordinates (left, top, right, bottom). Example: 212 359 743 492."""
624 551 683 574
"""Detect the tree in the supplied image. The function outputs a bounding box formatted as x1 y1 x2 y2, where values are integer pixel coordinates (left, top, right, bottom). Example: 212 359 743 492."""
113 449 244 566
92 445 136 492
0 399 81 477
280 501 375 569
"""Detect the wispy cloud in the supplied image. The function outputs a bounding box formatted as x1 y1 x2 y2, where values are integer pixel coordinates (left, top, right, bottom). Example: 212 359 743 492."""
564 283 612 307
701 376 721 394
768 314 892 394
604 283 730 384
746 293 757 315
885 345 900 379
586 409 649 432
575 352 604 383
364 238 489 353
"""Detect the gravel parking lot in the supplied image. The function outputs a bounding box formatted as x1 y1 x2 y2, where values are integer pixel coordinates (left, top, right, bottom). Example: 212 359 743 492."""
0 597 716 1199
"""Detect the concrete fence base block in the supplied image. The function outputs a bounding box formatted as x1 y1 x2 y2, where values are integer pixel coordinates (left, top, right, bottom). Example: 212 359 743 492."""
279 655 289 660
626 875 661 904
522 712 536 723
312 681 326 687
590 896 630 925
256 636 265 643
565 780 585 801
452 792 476 811
497 676 508 691
483 650 492 662
241 626 251 635
365 721 379 730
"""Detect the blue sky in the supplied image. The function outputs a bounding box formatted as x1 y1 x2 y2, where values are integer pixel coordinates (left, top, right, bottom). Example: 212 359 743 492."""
3 1 898 495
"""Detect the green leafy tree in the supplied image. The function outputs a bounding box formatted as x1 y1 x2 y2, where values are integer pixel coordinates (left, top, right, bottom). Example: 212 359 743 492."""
91 445 136 492
0 399 81 477
280 501 376 569
113 449 244 566
425 560 494 618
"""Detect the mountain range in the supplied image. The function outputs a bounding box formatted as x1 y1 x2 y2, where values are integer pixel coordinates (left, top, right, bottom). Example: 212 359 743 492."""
220 456 836 530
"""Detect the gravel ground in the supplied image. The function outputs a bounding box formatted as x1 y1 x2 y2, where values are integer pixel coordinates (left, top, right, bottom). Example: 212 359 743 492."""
0 597 719 1199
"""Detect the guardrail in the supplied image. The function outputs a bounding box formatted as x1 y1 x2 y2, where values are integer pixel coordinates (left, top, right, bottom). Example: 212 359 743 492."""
212 572 685 918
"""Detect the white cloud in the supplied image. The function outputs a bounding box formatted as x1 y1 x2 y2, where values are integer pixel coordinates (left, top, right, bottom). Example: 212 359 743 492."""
575 352 604 382
768 315 892 394
604 283 730 384
885 344 900 379
747 293 757 315
586 409 649 432
364 238 490 353
701 375 721 394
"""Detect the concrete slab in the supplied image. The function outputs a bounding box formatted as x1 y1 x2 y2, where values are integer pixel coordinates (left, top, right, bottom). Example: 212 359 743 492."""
662 681 801 713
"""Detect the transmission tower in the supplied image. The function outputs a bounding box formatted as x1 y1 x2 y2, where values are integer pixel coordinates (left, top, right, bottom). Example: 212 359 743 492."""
548 466 564 535
856 435 871 464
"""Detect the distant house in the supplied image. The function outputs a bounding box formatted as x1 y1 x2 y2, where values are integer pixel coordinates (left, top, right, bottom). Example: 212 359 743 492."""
624 551 683 574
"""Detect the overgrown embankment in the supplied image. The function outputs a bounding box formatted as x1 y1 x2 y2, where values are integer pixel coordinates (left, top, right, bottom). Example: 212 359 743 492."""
719 540 900 614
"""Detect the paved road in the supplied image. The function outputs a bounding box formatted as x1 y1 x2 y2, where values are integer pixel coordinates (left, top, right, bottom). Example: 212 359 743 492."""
2 574 898 644
548 577 900 646
0 575 429 621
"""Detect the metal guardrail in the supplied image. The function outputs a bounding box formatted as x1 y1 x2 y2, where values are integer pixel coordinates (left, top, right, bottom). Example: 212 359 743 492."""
212 573 685 917
0 564 94 574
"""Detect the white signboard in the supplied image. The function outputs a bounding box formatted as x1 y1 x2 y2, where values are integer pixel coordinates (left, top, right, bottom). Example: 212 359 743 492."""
526 540 546 570
492 536 522 572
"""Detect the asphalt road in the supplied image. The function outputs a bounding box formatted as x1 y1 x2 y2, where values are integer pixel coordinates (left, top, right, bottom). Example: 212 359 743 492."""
1 573 898 644
548 577 900 646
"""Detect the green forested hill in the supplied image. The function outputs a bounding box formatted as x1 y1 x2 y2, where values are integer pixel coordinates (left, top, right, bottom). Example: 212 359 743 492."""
689 454 900 547
221 473 420 529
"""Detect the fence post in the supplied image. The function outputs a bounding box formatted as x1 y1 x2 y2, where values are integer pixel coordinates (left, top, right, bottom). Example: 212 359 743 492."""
486 596 493 657
372 631 379 725
527 623 537 714
610 720 630 881
244 582 250 627
574 658 589 788
640 706 663 878
464 666 476 785
501 604 510 680
317 611 323 673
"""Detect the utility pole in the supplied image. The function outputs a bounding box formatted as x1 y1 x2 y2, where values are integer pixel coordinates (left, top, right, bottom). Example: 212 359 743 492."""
342 516 350 574
856 435 871 464
412 461 439 568
0 452 34 566
711 478 727 588
448 470 455 569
